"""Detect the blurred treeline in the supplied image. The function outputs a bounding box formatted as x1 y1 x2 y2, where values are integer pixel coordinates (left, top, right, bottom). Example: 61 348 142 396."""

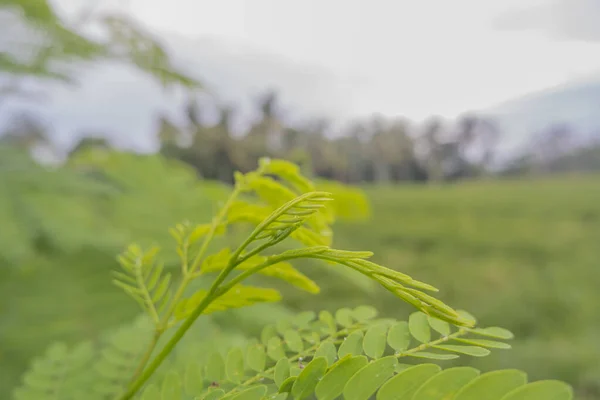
6 87 600 184
155 91 600 183
3 0 600 183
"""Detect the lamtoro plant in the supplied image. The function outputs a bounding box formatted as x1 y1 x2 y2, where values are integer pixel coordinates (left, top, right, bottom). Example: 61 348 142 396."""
14 158 573 400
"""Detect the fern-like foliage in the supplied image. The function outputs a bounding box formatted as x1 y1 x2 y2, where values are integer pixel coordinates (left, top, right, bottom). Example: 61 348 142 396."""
138 307 573 400
13 307 573 400
90 318 154 400
113 245 172 325
12 341 95 400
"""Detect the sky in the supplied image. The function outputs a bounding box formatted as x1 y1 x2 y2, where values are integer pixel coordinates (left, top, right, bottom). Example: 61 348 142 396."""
84 0 600 120
6 0 600 153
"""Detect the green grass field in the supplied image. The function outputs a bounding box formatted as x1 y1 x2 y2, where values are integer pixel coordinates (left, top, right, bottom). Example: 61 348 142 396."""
281 176 600 399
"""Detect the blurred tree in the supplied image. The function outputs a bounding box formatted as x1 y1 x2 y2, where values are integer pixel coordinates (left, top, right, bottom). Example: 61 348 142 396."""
238 90 284 168
419 116 445 182
0 0 201 107
533 123 574 173
0 111 49 149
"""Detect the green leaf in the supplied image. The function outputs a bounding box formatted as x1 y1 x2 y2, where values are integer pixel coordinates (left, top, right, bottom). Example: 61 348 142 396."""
314 341 338 366
141 383 161 400
261 262 320 294
161 370 182 400
433 345 491 357
268 337 286 361
176 285 281 319
202 389 226 399
457 309 477 325
226 347 245 384
291 356 328 400
259 158 315 193
408 312 431 343
343 356 398 400
293 311 316 329
453 369 528 400
319 311 337 335
188 223 219 244
376 363 441 400
205 352 225 382
407 352 459 360
274 358 291 387
338 330 364 358
469 327 515 340
199 248 231 273
246 343 266 372
302 331 321 346
315 355 368 400
351 305 378 322
395 363 412 373
427 316 451 336
453 338 512 349
412 366 480 400
290 366 302 377
387 321 411 352
283 330 304 353
230 385 268 400
184 361 204 395
362 323 388 359
261 325 278 346
236 187 333 247
500 380 573 400
279 376 297 393
335 308 354 328
276 320 293 336
113 245 171 324
236 256 320 294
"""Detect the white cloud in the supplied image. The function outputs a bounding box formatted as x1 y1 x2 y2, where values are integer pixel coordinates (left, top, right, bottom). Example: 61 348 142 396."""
494 0 600 42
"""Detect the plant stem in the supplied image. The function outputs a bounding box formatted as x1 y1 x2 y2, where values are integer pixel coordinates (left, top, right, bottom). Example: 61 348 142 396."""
129 330 161 383
119 243 278 399
120 167 315 399
119 287 220 400
225 326 469 397
189 188 242 276
397 328 468 357
219 253 306 290
121 186 242 395
228 324 363 394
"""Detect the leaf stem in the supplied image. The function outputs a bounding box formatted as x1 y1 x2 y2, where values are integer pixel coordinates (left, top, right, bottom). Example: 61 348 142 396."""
128 330 161 384
227 323 364 394
120 171 328 399
222 325 470 397
397 328 469 358
119 238 301 399
120 186 243 397
119 285 222 400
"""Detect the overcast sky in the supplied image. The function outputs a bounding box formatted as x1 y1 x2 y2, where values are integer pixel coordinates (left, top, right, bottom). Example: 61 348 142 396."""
14 0 600 152
67 0 600 119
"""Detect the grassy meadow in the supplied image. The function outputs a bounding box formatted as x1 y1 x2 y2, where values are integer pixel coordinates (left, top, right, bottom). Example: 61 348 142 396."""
280 175 600 399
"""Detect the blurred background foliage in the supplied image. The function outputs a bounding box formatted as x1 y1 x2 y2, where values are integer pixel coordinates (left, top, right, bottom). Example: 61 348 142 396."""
1 1 600 400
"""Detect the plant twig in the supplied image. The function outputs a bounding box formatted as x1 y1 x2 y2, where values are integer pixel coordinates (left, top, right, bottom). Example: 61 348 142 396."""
122 186 242 391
